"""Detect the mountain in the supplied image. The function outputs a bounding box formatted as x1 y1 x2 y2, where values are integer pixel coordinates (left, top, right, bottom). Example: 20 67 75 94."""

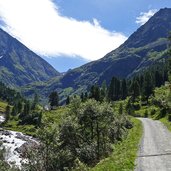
0 28 59 87
22 8 171 100
42 56 89 73
59 8 171 88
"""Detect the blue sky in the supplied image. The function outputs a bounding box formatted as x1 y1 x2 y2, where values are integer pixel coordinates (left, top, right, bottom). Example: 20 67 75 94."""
54 0 171 35
0 0 171 72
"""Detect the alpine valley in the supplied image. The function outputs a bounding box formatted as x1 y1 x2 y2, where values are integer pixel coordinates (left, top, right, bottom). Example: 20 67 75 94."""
18 8 171 102
1 5 171 171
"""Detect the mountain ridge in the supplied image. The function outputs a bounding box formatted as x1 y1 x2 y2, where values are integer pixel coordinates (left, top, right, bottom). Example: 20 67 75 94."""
0 28 60 87
59 8 170 88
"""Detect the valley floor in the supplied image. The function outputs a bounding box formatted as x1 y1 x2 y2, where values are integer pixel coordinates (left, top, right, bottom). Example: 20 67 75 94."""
135 118 171 171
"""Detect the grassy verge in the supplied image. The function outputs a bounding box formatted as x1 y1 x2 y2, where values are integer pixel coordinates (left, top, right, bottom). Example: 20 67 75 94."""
91 117 142 171
160 117 171 132
0 101 7 113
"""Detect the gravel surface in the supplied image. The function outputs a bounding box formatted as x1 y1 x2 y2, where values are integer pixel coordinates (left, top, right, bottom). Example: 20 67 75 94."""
135 118 171 171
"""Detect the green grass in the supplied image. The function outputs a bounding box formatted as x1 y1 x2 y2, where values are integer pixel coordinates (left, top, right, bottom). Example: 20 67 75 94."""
0 101 7 113
91 118 142 171
3 118 37 136
3 106 69 136
43 106 69 125
160 117 171 132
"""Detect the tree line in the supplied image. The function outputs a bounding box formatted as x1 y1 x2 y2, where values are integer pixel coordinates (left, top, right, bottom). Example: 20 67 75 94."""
61 60 168 106
2 89 42 127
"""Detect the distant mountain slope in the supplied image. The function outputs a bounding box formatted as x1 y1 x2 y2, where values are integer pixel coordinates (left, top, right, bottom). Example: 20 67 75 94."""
0 28 59 87
22 8 171 101
58 8 171 89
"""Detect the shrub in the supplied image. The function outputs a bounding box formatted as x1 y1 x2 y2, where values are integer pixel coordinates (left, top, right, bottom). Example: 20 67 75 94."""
159 108 167 118
150 109 156 116
168 114 171 122
22 98 132 170
144 110 148 118
133 102 140 110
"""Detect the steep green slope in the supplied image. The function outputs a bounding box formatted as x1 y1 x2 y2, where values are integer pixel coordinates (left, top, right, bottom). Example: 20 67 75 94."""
0 28 59 87
0 101 7 113
58 8 171 89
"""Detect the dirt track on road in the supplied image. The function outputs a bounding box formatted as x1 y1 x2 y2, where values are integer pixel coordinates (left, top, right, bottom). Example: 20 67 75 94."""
135 118 171 171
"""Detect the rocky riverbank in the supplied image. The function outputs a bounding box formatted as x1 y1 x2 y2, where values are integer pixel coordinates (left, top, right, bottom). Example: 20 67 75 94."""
0 115 38 168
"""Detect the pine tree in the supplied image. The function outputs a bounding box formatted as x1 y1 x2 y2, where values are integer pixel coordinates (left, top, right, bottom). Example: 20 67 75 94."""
121 79 127 100
49 91 59 109
126 98 134 115
108 77 115 101
100 81 107 101
32 93 39 110
66 96 70 105
17 100 23 113
115 78 121 100
5 105 10 122
119 103 123 115
154 70 163 87
23 101 31 115
139 75 144 94
90 85 101 101
11 104 18 116
142 72 154 103
108 77 120 101
80 92 85 102
168 32 171 83
130 79 140 101
84 92 88 101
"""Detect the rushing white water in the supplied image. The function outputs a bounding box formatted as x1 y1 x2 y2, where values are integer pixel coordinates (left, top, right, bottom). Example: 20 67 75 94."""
0 115 5 123
0 115 37 168
0 130 26 166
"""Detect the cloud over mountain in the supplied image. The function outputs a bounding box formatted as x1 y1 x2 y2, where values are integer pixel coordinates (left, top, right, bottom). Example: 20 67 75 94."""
0 0 127 61
136 9 158 26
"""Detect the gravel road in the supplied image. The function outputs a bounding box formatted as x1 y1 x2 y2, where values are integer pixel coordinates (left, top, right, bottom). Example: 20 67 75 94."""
135 118 171 171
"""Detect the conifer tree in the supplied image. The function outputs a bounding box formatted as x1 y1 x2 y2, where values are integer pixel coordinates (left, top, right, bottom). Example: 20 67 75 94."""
154 70 163 87
23 101 31 115
66 96 70 105
100 81 107 101
121 79 127 100
119 103 123 115
81 92 85 102
17 101 23 114
130 79 140 101
142 72 154 103
49 91 59 109
90 85 101 101
11 104 18 116
84 92 88 101
32 93 39 110
108 77 115 101
5 105 10 122
108 77 121 101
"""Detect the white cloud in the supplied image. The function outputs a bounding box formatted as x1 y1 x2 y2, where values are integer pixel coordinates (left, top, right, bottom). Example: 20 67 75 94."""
0 0 127 61
136 9 158 26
